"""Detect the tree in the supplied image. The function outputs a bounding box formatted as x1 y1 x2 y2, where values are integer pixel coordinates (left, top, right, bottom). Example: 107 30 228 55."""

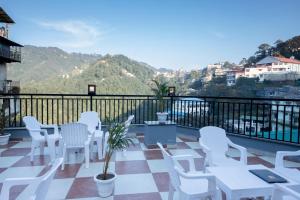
255 43 272 59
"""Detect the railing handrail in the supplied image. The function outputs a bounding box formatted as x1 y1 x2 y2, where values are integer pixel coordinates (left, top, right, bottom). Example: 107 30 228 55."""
1 93 300 102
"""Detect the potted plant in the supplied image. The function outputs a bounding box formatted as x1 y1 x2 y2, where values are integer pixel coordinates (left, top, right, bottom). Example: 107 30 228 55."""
0 108 10 145
151 79 169 122
94 122 134 197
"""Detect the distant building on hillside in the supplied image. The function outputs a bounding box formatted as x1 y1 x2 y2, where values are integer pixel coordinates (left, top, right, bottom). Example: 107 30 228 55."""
226 68 245 86
202 62 227 83
0 7 22 93
244 56 300 82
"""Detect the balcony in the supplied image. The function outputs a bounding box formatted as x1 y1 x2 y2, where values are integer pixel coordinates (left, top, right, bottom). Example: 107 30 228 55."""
0 80 20 94
0 94 300 199
0 36 22 63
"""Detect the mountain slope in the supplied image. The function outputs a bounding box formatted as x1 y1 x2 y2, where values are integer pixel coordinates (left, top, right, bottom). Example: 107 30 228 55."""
21 53 156 94
7 45 101 83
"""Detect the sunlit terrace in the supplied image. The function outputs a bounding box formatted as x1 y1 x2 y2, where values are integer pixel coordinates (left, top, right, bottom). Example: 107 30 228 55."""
0 94 300 200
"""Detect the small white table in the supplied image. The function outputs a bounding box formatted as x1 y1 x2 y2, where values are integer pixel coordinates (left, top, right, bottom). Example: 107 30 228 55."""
207 165 299 200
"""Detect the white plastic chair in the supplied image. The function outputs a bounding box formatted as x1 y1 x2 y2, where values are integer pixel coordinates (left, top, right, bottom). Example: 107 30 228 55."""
121 115 134 156
0 158 63 200
157 143 219 200
60 123 92 169
78 111 103 159
124 115 134 136
272 184 300 200
23 116 61 162
78 111 101 134
275 150 300 183
199 126 247 167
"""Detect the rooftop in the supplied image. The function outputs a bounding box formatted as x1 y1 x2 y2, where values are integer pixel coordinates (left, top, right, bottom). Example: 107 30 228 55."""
257 56 300 65
0 7 14 24
1 134 297 200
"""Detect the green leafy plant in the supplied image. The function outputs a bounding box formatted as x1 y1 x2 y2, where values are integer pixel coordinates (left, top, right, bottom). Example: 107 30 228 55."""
151 79 168 112
101 122 134 180
0 109 6 136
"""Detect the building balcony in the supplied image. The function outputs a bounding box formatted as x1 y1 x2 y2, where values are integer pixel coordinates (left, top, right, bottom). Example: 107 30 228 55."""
0 80 20 94
0 36 22 63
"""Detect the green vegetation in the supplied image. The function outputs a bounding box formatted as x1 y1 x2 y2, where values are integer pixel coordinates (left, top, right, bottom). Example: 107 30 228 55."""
0 109 5 135
8 46 157 95
246 35 300 65
102 122 134 180
8 45 100 83
151 79 168 112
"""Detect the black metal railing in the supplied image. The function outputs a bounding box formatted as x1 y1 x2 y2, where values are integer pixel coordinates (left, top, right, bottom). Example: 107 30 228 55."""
1 93 300 145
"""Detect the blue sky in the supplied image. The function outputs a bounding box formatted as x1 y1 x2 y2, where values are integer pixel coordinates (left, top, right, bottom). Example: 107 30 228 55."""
2 0 300 70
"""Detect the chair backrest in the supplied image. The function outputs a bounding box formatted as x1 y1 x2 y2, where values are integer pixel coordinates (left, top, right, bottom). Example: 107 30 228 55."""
61 123 88 147
34 158 63 200
199 126 229 155
23 116 41 130
124 115 134 135
157 143 181 189
78 111 100 134
23 116 42 138
13 158 63 200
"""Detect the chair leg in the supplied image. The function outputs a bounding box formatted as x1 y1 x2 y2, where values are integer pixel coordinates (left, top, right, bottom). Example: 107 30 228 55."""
30 142 36 162
40 142 45 156
61 145 66 170
85 144 90 168
168 183 174 200
213 189 222 200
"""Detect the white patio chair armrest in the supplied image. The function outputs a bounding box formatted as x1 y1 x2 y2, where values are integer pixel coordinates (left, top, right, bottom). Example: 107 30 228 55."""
275 150 300 169
30 129 48 137
174 166 217 192
199 139 213 166
227 139 247 165
41 124 59 135
172 154 196 172
175 166 214 180
274 184 300 198
199 139 210 154
41 124 55 128
0 177 39 200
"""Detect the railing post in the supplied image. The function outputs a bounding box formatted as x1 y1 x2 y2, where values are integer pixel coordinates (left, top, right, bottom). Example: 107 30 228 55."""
249 99 253 137
170 96 174 121
30 94 33 116
62 95 64 124
90 94 93 111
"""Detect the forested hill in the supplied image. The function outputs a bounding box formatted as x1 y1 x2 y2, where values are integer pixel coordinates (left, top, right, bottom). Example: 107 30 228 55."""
8 45 101 83
8 46 157 94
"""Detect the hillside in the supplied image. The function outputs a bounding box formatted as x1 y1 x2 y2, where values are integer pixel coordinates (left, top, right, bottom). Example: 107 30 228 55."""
7 45 101 83
13 47 157 94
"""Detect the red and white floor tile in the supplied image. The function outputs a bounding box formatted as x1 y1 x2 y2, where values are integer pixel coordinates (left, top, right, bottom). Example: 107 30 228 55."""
0 134 300 200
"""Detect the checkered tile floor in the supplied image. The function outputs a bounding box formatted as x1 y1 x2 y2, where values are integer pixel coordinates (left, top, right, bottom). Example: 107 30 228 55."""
0 134 300 200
